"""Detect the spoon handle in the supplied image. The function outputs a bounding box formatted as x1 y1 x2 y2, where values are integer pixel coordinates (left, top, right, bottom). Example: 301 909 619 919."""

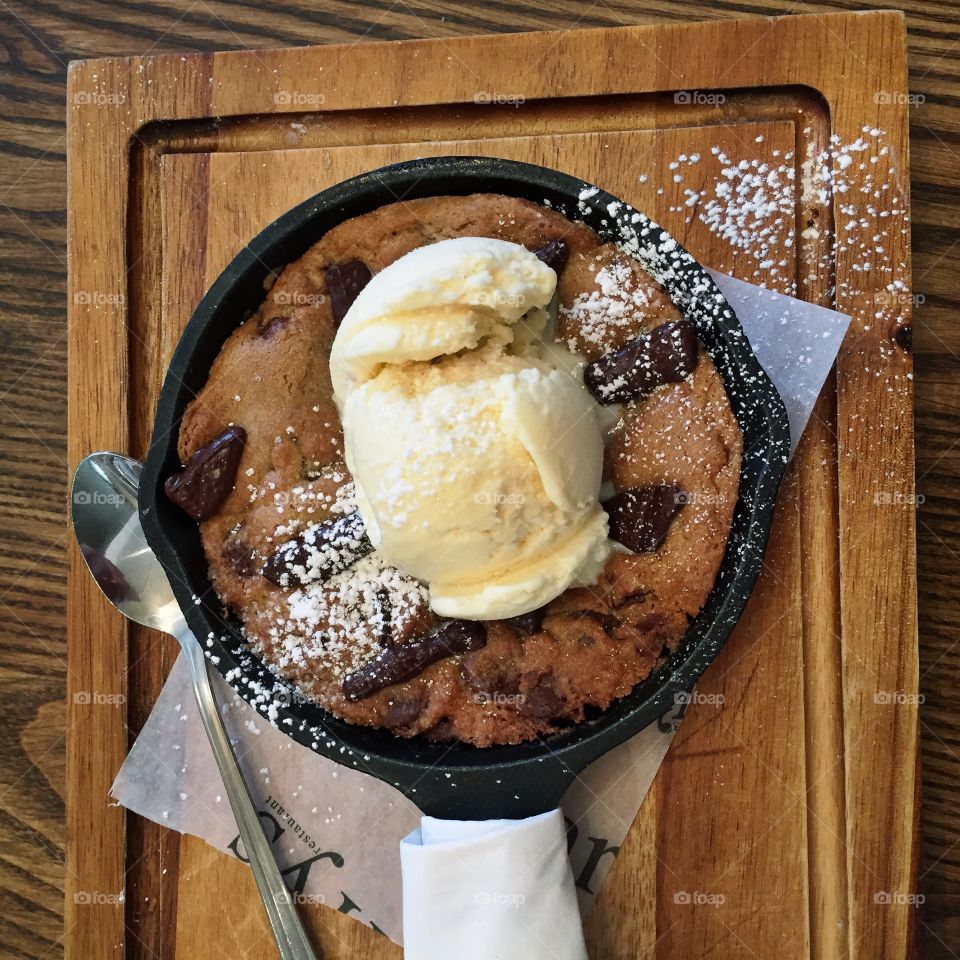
177 626 320 960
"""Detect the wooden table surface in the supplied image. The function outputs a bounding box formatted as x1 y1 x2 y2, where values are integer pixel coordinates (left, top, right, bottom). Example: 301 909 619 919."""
1 1 956 957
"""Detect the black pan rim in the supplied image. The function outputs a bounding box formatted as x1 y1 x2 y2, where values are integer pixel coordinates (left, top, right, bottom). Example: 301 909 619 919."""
139 155 790 819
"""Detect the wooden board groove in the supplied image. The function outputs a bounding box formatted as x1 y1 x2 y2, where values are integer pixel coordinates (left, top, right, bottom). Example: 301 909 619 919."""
67 13 917 960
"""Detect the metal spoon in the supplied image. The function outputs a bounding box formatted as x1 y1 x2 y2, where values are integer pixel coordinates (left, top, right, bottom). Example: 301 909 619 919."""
71 452 319 960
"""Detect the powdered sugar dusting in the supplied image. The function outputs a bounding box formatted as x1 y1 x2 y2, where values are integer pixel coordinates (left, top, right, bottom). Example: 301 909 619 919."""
614 126 909 302
252 552 428 683
561 260 652 350
698 148 796 283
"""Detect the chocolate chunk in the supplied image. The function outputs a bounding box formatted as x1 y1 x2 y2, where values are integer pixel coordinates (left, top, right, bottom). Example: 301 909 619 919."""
520 671 566 719
893 324 912 352
461 651 521 700
222 526 258 577
164 426 246 521
326 260 372 325
424 717 457 742
635 611 668 633
532 239 570 276
343 619 487 701
261 510 372 587
552 608 617 647
630 611 684 653
605 484 684 553
504 607 546 635
570 609 619 632
383 693 426 729
584 319 699 405
258 314 291 339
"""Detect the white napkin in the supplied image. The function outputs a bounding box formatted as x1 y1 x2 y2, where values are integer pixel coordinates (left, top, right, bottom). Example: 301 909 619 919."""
400 808 586 960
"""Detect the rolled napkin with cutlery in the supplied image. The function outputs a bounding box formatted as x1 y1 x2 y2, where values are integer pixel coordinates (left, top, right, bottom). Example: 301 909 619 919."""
401 809 587 960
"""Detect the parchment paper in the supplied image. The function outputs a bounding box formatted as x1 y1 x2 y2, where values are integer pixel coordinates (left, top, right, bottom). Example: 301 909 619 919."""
110 272 850 944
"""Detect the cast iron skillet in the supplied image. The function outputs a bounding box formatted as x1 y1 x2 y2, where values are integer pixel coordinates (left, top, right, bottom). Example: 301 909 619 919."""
140 156 790 820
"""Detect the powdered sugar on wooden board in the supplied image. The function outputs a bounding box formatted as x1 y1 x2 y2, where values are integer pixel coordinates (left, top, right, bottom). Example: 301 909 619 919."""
619 126 909 304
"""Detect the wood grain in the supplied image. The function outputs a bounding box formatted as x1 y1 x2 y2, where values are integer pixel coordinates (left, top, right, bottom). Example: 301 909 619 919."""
0 1 956 958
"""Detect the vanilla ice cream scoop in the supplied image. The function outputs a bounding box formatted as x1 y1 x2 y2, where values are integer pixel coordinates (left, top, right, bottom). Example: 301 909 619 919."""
330 237 557 399
332 237 612 620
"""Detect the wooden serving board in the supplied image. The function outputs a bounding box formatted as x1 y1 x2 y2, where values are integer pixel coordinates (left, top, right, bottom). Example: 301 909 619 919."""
66 12 918 960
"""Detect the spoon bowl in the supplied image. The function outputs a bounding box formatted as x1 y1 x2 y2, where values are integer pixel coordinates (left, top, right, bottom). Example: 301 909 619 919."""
72 452 184 633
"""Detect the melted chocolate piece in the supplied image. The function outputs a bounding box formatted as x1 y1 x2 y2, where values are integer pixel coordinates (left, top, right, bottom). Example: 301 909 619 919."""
893 324 912 352
460 651 521 699
635 611 668 633
584 319 699 404
632 611 683 652
261 510 371 587
570 609 619 632
383 693 426 729
164 426 246 521
343 620 487 701
424 717 457 742
258 314 291 339
532 239 570 276
326 260 372 325
504 607 547 635
605 484 684 553
222 526 258 577
520 671 565 719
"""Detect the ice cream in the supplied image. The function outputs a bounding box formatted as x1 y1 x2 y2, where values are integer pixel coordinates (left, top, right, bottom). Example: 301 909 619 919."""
329 237 558 398
331 237 611 620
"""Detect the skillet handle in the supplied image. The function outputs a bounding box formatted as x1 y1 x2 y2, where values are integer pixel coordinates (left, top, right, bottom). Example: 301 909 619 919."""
395 756 582 821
